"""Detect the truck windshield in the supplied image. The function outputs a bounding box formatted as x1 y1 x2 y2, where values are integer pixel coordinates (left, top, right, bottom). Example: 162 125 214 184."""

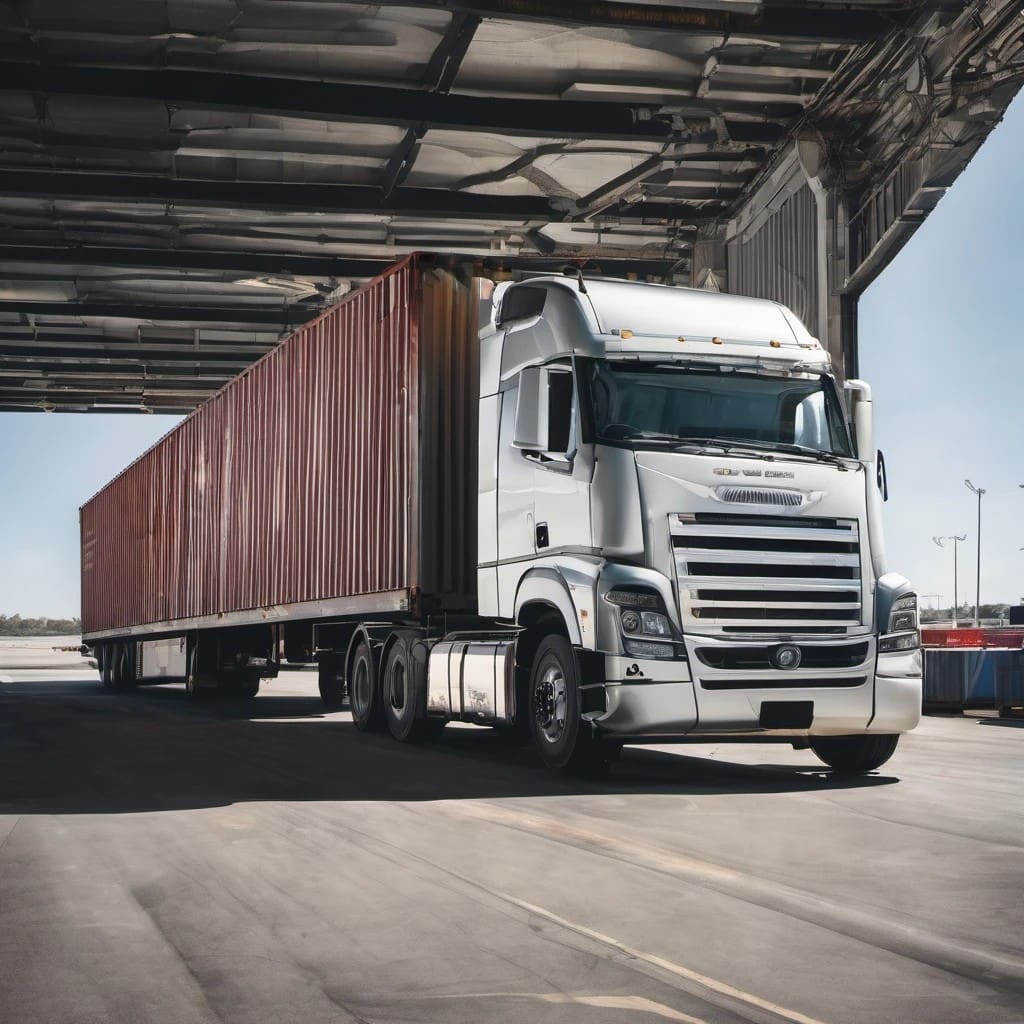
585 361 853 457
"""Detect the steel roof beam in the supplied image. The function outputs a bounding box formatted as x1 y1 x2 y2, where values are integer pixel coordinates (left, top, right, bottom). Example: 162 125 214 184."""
0 299 315 326
358 0 897 42
0 64 788 146
0 340 276 360
381 12 482 197
0 64 673 143
0 247 392 278
0 169 716 223
0 356 258 373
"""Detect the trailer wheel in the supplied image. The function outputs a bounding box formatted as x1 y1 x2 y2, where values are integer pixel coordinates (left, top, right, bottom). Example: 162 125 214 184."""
317 654 346 709
382 636 440 743
809 734 899 775
234 675 260 700
528 634 619 776
349 640 384 732
111 642 136 692
185 645 207 700
218 675 260 699
98 644 114 691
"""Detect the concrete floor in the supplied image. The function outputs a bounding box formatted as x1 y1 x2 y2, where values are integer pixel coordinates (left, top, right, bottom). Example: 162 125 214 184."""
1 646 1022 1024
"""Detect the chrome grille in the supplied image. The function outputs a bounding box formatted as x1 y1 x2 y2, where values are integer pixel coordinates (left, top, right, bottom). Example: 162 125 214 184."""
671 512 863 632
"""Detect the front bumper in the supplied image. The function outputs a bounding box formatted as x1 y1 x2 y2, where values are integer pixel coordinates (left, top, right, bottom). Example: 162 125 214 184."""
588 637 922 738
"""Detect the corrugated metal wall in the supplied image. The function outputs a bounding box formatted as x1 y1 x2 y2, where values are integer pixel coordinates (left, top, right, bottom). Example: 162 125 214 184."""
727 184 819 337
81 257 480 635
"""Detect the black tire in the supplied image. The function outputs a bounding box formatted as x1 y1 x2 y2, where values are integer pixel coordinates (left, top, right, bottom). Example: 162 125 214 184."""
528 634 618 776
111 642 136 692
382 636 441 743
318 654 346 709
809 734 899 775
185 645 207 700
349 640 384 732
98 644 114 691
218 675 260 699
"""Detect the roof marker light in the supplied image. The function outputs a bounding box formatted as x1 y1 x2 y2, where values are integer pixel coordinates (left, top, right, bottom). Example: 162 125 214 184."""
770 339 781 348
620 329 633 340
711 336 723 345
678 336 686 343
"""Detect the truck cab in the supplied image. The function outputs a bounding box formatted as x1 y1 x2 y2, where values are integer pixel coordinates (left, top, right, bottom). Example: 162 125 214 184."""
470 275 921 773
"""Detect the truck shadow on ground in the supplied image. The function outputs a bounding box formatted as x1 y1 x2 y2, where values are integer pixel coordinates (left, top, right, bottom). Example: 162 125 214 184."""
0 679 898 815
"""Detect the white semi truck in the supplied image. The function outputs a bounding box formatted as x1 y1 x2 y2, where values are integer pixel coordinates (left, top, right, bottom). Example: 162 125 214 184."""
83 259 921 775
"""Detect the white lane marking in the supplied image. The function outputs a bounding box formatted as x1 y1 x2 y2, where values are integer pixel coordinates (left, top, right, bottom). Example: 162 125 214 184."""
544 994 709 1022
449 801 1024 992
425 992 710 1023
494 892 829 1024
298 803 828 1024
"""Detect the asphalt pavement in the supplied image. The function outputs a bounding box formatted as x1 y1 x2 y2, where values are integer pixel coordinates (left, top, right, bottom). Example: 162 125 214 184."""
1 656 1022 1024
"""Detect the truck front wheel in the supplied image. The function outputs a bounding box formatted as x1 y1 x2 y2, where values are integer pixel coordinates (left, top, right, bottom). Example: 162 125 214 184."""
529 635 619 776
809 734 899 775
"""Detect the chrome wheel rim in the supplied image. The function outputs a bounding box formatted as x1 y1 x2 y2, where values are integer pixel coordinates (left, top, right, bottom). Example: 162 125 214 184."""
534 662 568 744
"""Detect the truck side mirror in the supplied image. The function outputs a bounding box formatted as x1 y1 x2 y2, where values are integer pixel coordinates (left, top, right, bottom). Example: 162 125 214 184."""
876 449 889 501
513 366 574 457
843 379 874 463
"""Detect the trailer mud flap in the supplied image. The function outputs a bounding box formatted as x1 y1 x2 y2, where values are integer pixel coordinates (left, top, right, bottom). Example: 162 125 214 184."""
759 701 814 729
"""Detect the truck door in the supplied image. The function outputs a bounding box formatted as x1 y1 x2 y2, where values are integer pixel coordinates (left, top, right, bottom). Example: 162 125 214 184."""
496 361 594 617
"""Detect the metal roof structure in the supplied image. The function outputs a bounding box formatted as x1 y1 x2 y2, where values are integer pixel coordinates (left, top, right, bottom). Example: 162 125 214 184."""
1 0 1022 412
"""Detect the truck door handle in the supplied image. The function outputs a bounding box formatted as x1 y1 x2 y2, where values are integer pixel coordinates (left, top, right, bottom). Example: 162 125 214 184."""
535 522 549 549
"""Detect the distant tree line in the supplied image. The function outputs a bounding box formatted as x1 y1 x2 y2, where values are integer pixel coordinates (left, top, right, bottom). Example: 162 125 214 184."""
0 614 82 636
920 603 1011 623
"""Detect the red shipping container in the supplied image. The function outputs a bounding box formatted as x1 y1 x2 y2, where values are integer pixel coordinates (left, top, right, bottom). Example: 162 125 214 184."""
81 256 481 640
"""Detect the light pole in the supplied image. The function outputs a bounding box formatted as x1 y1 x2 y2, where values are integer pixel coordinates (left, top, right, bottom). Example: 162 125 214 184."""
964 479 986 625
933 535 966 625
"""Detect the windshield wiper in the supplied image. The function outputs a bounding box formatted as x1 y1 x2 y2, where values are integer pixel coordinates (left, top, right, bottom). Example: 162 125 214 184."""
601 429 705 447
603 431 852 466
682 436 851 467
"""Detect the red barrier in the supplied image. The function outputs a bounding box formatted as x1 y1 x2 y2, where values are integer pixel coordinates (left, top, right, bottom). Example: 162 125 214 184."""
921 628 1024 649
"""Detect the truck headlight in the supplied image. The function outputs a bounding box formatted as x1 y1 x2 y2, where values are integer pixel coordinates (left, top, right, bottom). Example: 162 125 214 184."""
879 593 919 652
879 632 919 652
605 587 684 660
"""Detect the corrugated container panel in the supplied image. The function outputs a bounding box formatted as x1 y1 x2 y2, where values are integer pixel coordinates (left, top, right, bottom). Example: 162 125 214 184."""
81 256 480 637
728 183 818 337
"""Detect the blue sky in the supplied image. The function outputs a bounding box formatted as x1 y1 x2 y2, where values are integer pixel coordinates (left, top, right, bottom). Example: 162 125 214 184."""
859 93 1024 611
2 95 1023 618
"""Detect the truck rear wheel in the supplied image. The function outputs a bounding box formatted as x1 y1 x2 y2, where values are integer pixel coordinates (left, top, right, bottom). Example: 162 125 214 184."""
529 635 619 776
809 734 899 775
382 636 441 743
349 640 384 732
